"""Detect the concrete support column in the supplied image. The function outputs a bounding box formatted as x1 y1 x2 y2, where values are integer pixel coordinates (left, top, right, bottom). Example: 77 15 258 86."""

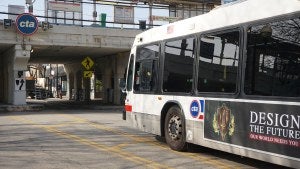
0 54 4 103
4 44 31 105
64 65 72 99
93 58 105 100
115 52 129 105
64 63 81 100
103 56 112 104
83 77 91 101
75 70 83 100
114 73 123 105
102 75 112 103
67 73 74 99
63 65 73 99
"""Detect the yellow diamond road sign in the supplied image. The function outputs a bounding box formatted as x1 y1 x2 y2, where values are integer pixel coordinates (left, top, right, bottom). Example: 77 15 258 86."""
81 56 94 70
83 71 93 78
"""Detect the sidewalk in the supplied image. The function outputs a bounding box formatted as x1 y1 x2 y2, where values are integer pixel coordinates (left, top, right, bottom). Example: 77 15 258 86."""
0 97 123 112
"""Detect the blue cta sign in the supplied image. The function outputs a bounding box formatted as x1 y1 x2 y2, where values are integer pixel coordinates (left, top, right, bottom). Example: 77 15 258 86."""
190 100 199 118
16 13 38 36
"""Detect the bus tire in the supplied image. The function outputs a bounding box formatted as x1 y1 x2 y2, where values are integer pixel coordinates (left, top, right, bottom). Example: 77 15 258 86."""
164 106 187 151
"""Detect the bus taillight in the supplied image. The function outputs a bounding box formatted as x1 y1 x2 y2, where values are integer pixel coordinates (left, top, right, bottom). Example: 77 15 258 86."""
125 105 132 112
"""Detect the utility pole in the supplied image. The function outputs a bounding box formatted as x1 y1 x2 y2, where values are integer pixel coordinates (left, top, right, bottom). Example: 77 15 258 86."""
25 0 35 13
50 64 54 97
93 0 97 26
149 0 153 28
56 64 59 98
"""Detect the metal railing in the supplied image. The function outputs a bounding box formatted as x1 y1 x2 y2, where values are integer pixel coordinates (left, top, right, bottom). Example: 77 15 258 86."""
0 11 160 30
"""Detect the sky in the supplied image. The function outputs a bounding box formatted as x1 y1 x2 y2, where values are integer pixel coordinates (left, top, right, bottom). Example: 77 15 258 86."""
0 0 169 28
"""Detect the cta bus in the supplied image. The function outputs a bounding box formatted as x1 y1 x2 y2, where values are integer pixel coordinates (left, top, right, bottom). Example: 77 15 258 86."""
121 0 300 167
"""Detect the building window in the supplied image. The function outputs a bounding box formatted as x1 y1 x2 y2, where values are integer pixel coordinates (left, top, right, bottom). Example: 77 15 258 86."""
198 30 240 93
245 17 300 97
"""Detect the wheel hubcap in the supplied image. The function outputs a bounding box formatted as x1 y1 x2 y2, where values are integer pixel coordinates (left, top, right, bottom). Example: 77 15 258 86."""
168 115 182 140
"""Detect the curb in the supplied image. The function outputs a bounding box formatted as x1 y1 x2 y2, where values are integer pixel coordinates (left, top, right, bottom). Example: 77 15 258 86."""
0 104 44 112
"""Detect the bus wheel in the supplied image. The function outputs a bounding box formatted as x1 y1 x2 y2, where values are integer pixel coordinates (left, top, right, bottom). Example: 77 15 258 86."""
164 106 187 151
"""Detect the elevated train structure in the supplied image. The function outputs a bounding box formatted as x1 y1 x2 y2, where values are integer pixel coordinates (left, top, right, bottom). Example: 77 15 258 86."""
0 18 141 105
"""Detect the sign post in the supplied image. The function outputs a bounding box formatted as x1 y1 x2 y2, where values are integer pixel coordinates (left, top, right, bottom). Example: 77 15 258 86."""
81 57 94 101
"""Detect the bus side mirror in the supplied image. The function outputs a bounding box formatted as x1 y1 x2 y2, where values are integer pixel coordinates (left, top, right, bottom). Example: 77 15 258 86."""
119 78 126 93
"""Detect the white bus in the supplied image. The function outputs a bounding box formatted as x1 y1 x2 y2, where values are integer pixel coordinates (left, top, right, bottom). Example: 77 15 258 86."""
121 0 300 167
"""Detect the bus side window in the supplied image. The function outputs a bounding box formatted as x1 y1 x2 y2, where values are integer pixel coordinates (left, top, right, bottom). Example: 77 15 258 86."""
134 62 141 91
163 37 195 93
140 61 153 91
245 17 300 97
198 31 240 93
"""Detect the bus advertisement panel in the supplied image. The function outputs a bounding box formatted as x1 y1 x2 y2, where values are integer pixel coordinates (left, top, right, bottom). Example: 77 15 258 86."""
204 101 300 159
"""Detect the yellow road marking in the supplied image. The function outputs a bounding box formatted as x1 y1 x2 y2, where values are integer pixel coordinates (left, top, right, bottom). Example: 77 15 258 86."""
9 116 172 169
44 121 84 128
111 143 131 149
61 114 241 169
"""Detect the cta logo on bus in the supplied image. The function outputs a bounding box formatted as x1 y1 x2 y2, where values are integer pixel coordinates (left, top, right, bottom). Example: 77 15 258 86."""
15 13 38 36
190 100 205 119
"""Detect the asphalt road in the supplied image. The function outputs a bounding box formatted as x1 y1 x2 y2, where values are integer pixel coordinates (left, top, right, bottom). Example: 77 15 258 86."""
0 109 292 169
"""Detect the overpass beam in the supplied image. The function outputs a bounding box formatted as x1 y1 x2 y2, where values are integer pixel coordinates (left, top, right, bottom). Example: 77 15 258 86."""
3 44 31 105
